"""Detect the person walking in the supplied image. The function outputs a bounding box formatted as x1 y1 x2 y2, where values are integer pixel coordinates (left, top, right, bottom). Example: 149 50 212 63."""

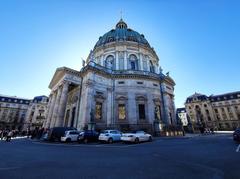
6 130 13 142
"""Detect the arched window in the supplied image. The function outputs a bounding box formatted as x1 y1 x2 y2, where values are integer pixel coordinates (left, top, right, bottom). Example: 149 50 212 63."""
149 61 155 73
129 54 138 70
105 55 114 70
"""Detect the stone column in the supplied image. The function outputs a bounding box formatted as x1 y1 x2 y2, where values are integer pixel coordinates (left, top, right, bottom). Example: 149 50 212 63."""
77 80 94 129
128 91 137 124
140 53 143 71
147 93 154 123
116 51 119 70
50 87 62 128
163 93 170 125
106 87 113 126
147 59 150 72
45 92 56 128
124 51 127 70
55 81 69 127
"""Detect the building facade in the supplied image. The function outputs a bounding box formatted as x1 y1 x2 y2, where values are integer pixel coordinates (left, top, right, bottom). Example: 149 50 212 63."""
0 95 48 131
0 95 31 130
44 19 177 134
176 108 189 127
24 96 48 130
185 92 240 131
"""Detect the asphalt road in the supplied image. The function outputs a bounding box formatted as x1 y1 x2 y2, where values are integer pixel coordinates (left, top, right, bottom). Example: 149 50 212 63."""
0 134 239 179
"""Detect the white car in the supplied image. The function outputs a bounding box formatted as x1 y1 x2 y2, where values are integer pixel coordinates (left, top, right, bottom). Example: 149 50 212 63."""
121 131 152 143
98 130 122 143
60 130 80 142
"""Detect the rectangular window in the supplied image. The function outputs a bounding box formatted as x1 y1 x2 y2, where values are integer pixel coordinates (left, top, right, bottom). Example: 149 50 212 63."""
137 81 143 85
118 81 125 84
118 104 126 120
95 102 102 120
138 104 145 120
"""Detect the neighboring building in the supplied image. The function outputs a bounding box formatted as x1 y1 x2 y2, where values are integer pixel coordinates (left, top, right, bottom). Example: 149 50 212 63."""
0 95 48 131
176 108 188 127
24 96 48 130
0 95 31 130
185 92 240 131
44 19 177 134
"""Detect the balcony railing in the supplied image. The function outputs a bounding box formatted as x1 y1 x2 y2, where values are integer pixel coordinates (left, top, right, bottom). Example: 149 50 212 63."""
85 61 163 79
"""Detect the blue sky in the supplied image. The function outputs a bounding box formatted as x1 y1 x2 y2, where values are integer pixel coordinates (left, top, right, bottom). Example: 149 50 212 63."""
0 0 239 107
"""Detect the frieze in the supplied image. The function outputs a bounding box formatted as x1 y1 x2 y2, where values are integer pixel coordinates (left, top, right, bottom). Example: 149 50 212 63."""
64 74 81 85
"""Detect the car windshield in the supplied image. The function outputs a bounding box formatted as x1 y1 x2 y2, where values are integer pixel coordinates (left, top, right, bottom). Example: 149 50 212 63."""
103 131 109 134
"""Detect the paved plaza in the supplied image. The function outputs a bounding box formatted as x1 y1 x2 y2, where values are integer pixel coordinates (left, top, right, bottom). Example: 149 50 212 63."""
0 134 239 179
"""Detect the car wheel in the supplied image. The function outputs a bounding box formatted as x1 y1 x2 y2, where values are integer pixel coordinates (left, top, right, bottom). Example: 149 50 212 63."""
84 138 88 144
66 138 71 143
135 138 139 144
149 136 152 142
108 138 113 144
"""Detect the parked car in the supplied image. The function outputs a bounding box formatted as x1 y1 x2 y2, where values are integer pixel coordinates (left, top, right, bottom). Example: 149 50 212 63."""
78 130 99 143
233 128 240 142
46 127 77 142
98 130 122 143
61 130 80 142
121 131 152 143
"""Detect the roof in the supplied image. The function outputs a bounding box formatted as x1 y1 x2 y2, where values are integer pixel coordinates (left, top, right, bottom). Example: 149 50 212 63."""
32 95 49 103
0 95 31 105
185 92 208 103
94 19 151 49
209 91 240 102
185 91 240 104
48 67 81 89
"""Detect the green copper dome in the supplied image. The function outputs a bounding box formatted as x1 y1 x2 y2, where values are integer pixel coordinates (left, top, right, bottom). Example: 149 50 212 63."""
94 19 151 48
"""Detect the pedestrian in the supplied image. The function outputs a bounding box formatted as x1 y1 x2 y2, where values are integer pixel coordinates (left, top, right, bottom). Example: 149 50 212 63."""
0 130 3 140
27 128 30 138
6 130 13 142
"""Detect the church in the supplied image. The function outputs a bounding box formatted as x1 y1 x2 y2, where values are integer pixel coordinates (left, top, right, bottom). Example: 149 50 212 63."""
43 19 177 134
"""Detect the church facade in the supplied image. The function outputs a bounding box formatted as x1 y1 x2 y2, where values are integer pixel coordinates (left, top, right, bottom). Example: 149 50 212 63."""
43 19 177 134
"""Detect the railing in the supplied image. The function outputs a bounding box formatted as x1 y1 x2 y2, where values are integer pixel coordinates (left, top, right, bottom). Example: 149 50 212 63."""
86 61 163 79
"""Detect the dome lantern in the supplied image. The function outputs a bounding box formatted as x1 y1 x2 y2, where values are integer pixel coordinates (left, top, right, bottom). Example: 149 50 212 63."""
116 18 127 29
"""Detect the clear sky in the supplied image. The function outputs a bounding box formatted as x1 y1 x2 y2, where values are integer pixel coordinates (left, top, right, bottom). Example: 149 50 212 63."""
0 0 239 108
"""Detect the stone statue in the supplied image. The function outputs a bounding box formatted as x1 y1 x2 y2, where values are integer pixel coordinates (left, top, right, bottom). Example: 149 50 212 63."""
90 110 94 123
159 66 163 74
155 106 161 121
82 58 86 67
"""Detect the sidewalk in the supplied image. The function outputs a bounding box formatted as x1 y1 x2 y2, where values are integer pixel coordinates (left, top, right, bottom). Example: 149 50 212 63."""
0 136 28 141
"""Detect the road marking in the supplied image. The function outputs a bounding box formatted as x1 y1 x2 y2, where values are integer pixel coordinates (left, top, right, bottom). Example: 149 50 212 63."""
236 144 240 152
0 167 21 170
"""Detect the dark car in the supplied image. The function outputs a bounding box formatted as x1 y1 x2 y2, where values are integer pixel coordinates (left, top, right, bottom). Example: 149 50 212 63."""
78 130 99 143
233 128 240 142
46 127 77 142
